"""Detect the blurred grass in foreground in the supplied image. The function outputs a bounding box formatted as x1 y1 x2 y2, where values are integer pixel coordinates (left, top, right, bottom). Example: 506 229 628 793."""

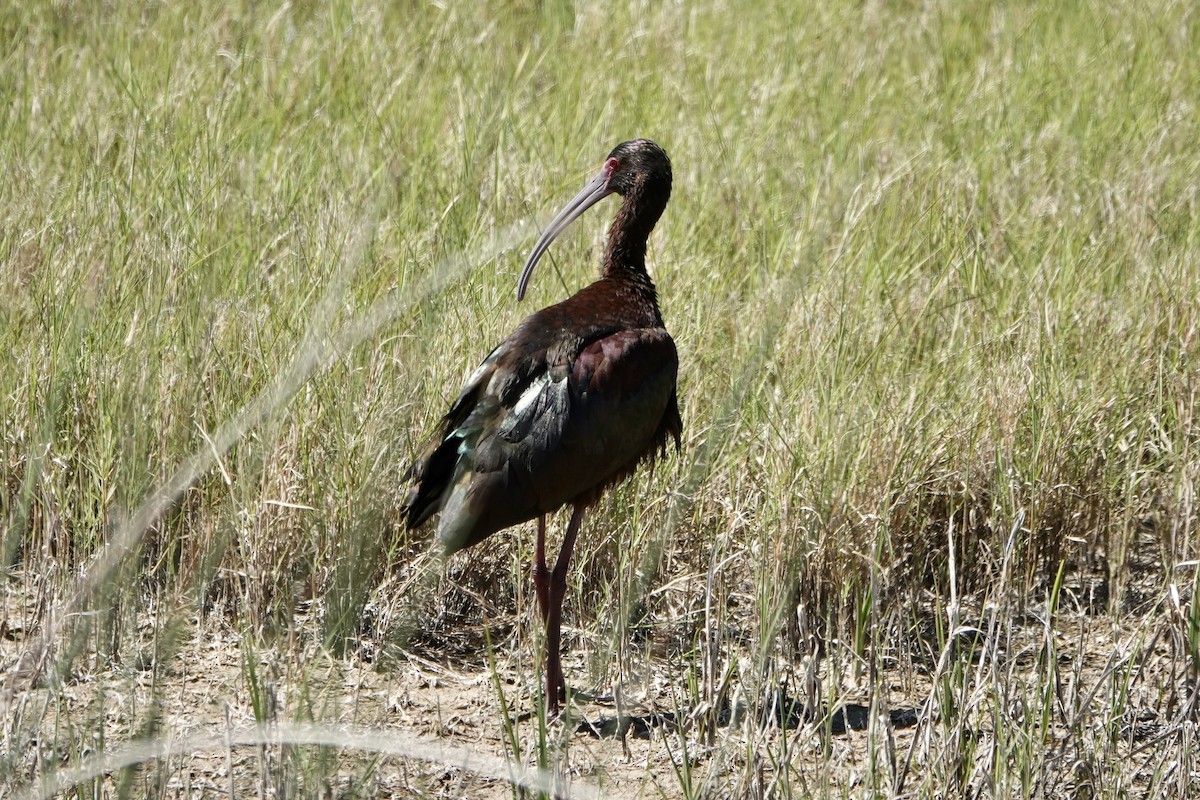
2 0 1198 796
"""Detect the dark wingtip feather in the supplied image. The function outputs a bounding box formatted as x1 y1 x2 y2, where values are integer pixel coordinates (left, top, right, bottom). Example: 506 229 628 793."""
401 433 464 530
664 390 683 452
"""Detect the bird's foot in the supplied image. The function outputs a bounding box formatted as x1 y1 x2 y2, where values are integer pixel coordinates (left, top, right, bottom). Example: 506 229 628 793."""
544 680 573 721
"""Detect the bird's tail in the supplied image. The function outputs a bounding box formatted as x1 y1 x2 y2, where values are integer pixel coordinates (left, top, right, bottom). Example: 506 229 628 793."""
400 431 463 530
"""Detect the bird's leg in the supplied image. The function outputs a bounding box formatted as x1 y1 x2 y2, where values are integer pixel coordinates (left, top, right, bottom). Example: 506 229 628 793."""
544 504 584 715
532 514 550 625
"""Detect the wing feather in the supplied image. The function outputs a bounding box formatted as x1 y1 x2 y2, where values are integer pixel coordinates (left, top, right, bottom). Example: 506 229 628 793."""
403 316 680 553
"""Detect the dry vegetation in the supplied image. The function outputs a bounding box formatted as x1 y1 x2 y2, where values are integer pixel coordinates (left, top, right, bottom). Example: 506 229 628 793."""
2 0 1199 797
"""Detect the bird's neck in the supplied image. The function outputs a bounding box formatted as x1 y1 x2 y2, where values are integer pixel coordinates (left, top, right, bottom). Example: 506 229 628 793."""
602 181 668 311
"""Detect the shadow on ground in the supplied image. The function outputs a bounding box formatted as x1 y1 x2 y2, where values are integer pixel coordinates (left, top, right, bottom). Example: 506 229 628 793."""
577 692 919 740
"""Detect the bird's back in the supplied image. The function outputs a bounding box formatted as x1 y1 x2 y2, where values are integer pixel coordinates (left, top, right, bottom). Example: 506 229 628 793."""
402 279 681 552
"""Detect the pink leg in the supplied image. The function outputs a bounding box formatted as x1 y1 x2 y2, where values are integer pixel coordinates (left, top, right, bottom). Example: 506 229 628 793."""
543 504 584 715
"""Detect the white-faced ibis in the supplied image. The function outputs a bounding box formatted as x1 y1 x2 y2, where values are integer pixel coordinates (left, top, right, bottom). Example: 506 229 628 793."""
402 139 681 715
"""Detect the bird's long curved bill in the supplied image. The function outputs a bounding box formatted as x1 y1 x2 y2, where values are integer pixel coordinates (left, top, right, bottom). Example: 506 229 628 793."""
517 170 613 301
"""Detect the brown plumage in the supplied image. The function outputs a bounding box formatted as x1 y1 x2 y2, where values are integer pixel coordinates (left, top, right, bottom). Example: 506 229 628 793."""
402 139 681 715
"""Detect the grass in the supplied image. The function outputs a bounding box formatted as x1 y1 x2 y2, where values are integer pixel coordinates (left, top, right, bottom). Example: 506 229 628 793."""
2 0 1199 796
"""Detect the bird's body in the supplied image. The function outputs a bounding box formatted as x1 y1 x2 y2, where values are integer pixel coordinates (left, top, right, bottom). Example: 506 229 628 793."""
402 139 680 714
404 278 681 552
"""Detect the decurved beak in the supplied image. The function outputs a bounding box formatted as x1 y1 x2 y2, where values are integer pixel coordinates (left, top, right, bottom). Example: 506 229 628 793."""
517 169 613 301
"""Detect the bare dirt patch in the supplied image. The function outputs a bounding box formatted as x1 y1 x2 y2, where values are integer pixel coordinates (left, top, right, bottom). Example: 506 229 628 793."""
5 565 1196 798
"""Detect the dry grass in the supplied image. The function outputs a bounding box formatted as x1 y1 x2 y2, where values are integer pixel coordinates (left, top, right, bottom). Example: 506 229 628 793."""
3 0 1199 796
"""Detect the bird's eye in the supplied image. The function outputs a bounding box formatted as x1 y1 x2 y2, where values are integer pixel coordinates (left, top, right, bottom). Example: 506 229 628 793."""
603 157 620 180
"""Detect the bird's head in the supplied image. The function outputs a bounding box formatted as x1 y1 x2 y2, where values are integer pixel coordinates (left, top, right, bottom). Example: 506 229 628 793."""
601 139 673 197
517 139 671 301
